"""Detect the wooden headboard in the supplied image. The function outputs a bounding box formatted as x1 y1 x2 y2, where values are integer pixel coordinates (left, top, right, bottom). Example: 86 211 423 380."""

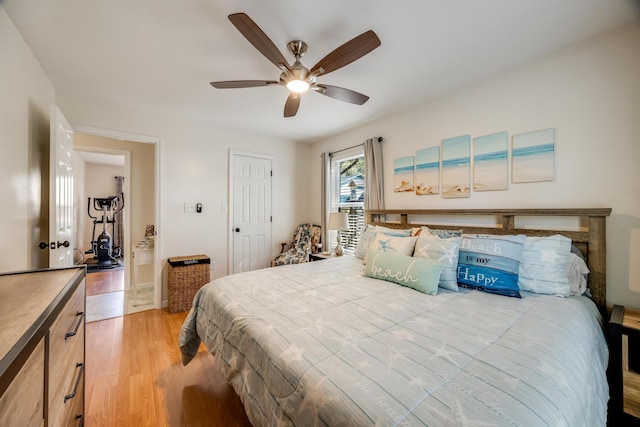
365 208 612 314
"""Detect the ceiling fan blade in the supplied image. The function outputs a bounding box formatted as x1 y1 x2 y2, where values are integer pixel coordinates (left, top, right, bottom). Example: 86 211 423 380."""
210 80 279 89
228 13 292 72
310 30 381 77
315 84 369 105
284 93 301 117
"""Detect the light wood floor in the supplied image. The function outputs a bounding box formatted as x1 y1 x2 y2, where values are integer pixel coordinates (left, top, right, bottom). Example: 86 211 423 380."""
85 309 252 426
87 268 125 296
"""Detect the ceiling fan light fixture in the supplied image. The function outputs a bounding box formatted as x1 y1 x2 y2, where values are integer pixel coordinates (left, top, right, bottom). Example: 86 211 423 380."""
286 79 310 93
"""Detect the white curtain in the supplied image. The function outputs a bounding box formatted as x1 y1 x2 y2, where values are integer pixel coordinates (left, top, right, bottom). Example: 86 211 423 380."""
320 152 331 249
364 137 384 211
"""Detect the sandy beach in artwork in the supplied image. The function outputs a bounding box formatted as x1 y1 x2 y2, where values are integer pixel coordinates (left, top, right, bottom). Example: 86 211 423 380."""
415 147 439 195
442 163 470 198
474 155 508 191
512 153 554 182
394 157 415 192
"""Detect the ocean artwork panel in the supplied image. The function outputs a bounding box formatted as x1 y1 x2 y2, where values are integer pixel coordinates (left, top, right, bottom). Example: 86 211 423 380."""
512 128 555 183
394 156 414 193
441 135 471 198
415 147 440 195
473 131 508 191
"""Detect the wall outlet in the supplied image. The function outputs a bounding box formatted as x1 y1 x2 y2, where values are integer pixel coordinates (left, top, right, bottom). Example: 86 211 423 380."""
210 261 216 270
184 202 195 213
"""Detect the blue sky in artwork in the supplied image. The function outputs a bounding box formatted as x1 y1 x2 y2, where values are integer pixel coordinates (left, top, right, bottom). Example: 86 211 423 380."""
512 128 555 149
442 135 470 160
395 156 414 169
474 132 508 156
416 147 439 165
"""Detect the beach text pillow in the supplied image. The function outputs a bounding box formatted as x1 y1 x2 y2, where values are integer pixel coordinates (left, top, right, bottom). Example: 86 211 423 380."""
364 250 443 295
457 234 526 298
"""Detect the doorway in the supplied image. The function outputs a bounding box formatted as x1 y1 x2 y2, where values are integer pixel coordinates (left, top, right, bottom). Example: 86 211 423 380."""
74 149 129 322
74 130 159 322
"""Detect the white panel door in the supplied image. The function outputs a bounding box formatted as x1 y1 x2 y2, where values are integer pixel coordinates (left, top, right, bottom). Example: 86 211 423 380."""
232 154 272 273
49 106 74 268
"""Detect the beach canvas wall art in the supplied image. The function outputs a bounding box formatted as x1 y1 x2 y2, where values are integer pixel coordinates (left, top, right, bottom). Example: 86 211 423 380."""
512 128 555 183
394 156 415 192
415 147 440 195
442 135 471 198
473 131 508 191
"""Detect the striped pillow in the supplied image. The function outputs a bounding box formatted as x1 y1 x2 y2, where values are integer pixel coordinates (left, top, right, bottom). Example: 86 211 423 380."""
457 234 525 298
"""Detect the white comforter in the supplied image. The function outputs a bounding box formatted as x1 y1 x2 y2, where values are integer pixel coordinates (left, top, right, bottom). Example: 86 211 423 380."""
179 256 608 426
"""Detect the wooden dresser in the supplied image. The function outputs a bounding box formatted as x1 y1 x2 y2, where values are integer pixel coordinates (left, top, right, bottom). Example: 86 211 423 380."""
0 267 86 427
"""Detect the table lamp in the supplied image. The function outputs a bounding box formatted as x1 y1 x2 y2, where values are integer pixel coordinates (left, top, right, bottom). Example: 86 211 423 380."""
328 212 349 256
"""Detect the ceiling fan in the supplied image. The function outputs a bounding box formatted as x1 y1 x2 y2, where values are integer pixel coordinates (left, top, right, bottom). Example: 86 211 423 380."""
211 13 381 118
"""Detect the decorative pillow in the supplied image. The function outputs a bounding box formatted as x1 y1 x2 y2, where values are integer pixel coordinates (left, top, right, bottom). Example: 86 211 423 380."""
353 225 412 259
568 252 590 296
363 249 443 295
375 225 412 236
354 224 376 259
413 235 461 291
411 226 464 239
369 233 417 257
457 234 526 298
518 234 571 296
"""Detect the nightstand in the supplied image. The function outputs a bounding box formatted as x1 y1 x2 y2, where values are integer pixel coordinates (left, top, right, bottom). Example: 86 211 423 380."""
609 305 640 426
309 252 338 261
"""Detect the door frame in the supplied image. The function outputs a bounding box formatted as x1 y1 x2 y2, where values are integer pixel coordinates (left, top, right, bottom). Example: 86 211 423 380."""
74 125 162 309
228 149 273 274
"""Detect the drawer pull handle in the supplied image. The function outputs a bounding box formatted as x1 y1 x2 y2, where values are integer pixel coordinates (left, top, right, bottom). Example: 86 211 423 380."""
64 362 84 403
65 311 85 339
75 414 84 427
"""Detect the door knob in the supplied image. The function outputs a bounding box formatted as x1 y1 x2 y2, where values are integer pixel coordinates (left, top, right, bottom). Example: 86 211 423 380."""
235 228 240 233
39 242 48 250
57 240 70 248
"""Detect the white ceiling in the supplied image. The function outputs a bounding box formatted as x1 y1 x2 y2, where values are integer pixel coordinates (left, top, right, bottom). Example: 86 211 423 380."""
4 0 638 143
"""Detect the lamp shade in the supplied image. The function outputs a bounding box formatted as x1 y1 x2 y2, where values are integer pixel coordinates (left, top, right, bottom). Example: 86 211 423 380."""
328 212 349 230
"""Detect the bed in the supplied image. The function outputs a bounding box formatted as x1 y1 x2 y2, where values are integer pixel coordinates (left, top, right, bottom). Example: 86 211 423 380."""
180 208 612 426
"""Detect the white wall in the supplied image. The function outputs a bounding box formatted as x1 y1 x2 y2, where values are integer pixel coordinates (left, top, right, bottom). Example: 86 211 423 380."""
310 23 640 309
0 7 55 271
0 5 311 302
54 94 311 300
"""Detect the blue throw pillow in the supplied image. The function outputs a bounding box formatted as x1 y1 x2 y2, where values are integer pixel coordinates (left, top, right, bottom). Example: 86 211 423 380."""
457 234 526 298
363 249 443 295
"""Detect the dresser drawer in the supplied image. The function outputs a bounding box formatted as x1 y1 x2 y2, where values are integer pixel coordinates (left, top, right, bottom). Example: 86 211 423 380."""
49 280 85 427
64 372 84 427
0 337 45 427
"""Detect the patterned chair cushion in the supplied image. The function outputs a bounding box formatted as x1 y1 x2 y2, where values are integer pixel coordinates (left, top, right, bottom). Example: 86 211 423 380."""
273 224 314 266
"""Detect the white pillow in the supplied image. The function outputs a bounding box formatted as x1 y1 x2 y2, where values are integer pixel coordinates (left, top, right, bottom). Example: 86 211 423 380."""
568 252 590 296
413 234 461 291
354 224 376 259
354 225 412 259
369 233 417 257
518 234 571 297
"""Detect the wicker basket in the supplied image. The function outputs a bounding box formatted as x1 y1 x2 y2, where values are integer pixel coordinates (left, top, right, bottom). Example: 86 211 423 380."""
167 254 210 313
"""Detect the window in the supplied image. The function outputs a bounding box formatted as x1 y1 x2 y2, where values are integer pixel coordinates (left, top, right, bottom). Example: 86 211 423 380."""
330 149 365 254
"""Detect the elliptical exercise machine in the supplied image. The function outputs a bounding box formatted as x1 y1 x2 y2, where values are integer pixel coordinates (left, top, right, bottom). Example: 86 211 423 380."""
85 193 124 269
